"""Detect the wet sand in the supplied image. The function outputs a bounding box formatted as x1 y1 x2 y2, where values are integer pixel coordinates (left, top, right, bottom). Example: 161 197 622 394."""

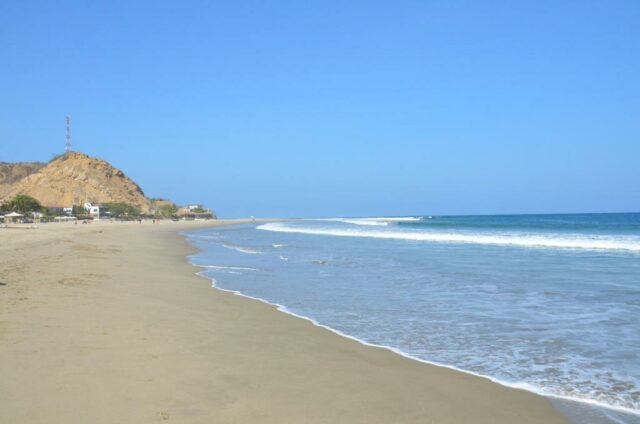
0 220 568 423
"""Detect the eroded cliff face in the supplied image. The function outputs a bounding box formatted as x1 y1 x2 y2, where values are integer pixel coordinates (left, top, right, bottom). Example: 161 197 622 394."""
0 152 152 211
0 162 45 189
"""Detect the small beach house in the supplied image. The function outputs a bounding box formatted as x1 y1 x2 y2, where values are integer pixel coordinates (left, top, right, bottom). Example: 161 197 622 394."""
83 203 110 219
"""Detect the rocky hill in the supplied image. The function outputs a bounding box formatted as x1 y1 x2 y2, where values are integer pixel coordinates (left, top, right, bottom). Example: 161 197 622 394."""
0 152 152 212
0 161 46 187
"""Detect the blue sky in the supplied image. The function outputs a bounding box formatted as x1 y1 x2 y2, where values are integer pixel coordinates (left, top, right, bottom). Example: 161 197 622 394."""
1 1 638 217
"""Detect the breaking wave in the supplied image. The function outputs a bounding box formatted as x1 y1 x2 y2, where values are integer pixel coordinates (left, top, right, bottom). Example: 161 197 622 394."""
257 222 640 252
221 243 262 254
317 217 422 227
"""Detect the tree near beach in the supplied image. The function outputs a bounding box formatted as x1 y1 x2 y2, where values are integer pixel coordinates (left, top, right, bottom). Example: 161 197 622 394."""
71 205 87 217
104 202 140 218
157 203 178 218
1 194 41 214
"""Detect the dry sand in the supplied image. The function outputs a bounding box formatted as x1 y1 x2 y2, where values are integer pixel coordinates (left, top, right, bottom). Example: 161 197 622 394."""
0 220 569 423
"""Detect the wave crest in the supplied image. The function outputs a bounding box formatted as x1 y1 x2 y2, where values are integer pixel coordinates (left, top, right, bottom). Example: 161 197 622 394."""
257 223 640 252
315 217 422 227
222 244 262 254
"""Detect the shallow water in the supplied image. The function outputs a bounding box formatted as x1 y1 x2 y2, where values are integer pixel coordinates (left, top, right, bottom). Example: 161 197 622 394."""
186 213 640 423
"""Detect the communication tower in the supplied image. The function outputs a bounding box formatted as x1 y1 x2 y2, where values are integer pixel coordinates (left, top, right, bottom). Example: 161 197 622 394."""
65 116 72 152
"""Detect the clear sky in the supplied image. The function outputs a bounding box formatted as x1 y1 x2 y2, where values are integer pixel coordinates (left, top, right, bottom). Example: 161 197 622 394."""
1 1 638 218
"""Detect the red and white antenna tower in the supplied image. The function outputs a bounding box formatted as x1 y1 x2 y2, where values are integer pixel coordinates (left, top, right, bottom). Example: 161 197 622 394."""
65 116 72 152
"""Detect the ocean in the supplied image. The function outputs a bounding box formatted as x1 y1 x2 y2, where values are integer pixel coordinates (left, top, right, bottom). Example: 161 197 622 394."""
185 213 640 424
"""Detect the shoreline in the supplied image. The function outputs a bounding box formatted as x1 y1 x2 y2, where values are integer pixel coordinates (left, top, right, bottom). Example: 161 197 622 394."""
186 226 639 421
197 270 633 419
1 219 569 423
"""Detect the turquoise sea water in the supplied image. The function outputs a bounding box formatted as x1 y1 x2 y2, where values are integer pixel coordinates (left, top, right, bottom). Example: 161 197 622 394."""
185 213 640 423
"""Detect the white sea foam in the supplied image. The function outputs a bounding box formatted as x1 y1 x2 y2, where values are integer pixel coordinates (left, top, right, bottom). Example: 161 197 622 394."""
189 234 222 240
314 217 422 227
258 223 640 252
201 265 259 271
222 244 262 254
272 243 285 248
341 219 389 226
365 217 422 222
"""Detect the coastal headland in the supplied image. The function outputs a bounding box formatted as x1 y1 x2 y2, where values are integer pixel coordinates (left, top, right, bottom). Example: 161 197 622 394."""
0 220 568 423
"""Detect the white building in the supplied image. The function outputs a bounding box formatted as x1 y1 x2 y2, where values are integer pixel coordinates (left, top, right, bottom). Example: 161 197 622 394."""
84 202 102 219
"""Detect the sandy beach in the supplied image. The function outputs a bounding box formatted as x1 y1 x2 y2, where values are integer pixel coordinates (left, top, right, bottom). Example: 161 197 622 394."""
0 220 568 423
